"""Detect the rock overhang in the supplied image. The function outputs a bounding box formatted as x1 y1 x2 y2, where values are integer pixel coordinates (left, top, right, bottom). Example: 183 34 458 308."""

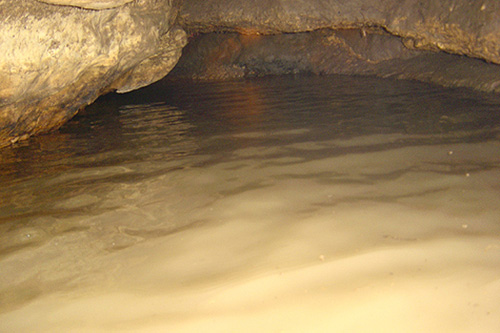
1 0 499 147
0 0 185 147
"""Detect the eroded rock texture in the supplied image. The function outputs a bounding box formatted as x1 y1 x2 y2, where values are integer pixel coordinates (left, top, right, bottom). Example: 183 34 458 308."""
0 0 186 147
1 0 500 146
173 0 500 92
179 0 500 65
170 29 500 93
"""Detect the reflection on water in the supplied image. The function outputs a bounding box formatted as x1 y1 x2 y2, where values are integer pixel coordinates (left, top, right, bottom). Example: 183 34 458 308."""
1 75 500 332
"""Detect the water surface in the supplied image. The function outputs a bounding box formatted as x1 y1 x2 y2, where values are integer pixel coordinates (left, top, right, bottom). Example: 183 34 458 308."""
1 75 500 332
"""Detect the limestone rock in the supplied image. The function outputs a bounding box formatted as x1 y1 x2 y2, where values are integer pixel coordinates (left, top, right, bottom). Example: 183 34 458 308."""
169 29 500 94
172 0 500 93
179 0 500 66
0 0 186 147
36 0 133 10
2 0 500 147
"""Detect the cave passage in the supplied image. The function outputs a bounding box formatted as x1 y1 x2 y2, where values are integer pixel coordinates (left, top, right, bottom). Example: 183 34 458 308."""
1 75 500 332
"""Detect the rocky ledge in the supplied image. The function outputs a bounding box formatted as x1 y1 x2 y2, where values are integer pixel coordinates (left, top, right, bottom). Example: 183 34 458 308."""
172 0 500 91
0 0 186 147
1 0 500 147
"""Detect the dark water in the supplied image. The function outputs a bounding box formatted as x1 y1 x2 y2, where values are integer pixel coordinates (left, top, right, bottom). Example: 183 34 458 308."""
1 75 500 332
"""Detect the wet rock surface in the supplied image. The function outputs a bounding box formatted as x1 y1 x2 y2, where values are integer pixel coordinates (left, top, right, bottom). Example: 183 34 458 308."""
0 0 186 147
172 0 500 92
169 29 500 94
179 0 500 65
1 0 500 146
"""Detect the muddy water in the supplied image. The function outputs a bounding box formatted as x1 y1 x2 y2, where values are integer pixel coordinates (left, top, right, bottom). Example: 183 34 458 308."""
1 75 500 332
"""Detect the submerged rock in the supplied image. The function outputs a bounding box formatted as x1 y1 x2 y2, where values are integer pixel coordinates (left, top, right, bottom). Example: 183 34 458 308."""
0 0 186 147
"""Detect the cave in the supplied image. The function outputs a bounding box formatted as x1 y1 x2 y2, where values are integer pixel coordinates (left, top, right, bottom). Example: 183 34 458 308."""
1 1 500 331
1 0 500 146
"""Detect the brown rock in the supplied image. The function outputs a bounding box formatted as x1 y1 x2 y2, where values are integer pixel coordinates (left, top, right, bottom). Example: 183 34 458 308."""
169 29 500 94
2 0 500 147
171 0 500 94
179 0 500 65
0 0 186 147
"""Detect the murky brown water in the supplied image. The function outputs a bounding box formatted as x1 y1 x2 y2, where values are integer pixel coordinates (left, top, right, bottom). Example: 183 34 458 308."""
1 75 500 332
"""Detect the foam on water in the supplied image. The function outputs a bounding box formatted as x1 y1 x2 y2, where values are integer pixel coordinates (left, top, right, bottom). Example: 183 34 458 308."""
0 76 499 332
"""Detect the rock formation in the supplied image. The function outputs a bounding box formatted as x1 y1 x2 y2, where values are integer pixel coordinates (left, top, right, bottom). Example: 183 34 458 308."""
1 0 500 147
0 0 186 147
169 29 500 94
171 0 500 92
178 0 500 65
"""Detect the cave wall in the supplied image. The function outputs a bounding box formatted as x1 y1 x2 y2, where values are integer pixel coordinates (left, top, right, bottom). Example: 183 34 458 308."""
1 0 500 147
171 0 500 91
178 0 500 65
0 0 186 147
168 29 500 94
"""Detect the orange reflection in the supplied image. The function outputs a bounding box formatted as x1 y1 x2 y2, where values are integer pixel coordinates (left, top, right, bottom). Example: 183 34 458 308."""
221 81 266 127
